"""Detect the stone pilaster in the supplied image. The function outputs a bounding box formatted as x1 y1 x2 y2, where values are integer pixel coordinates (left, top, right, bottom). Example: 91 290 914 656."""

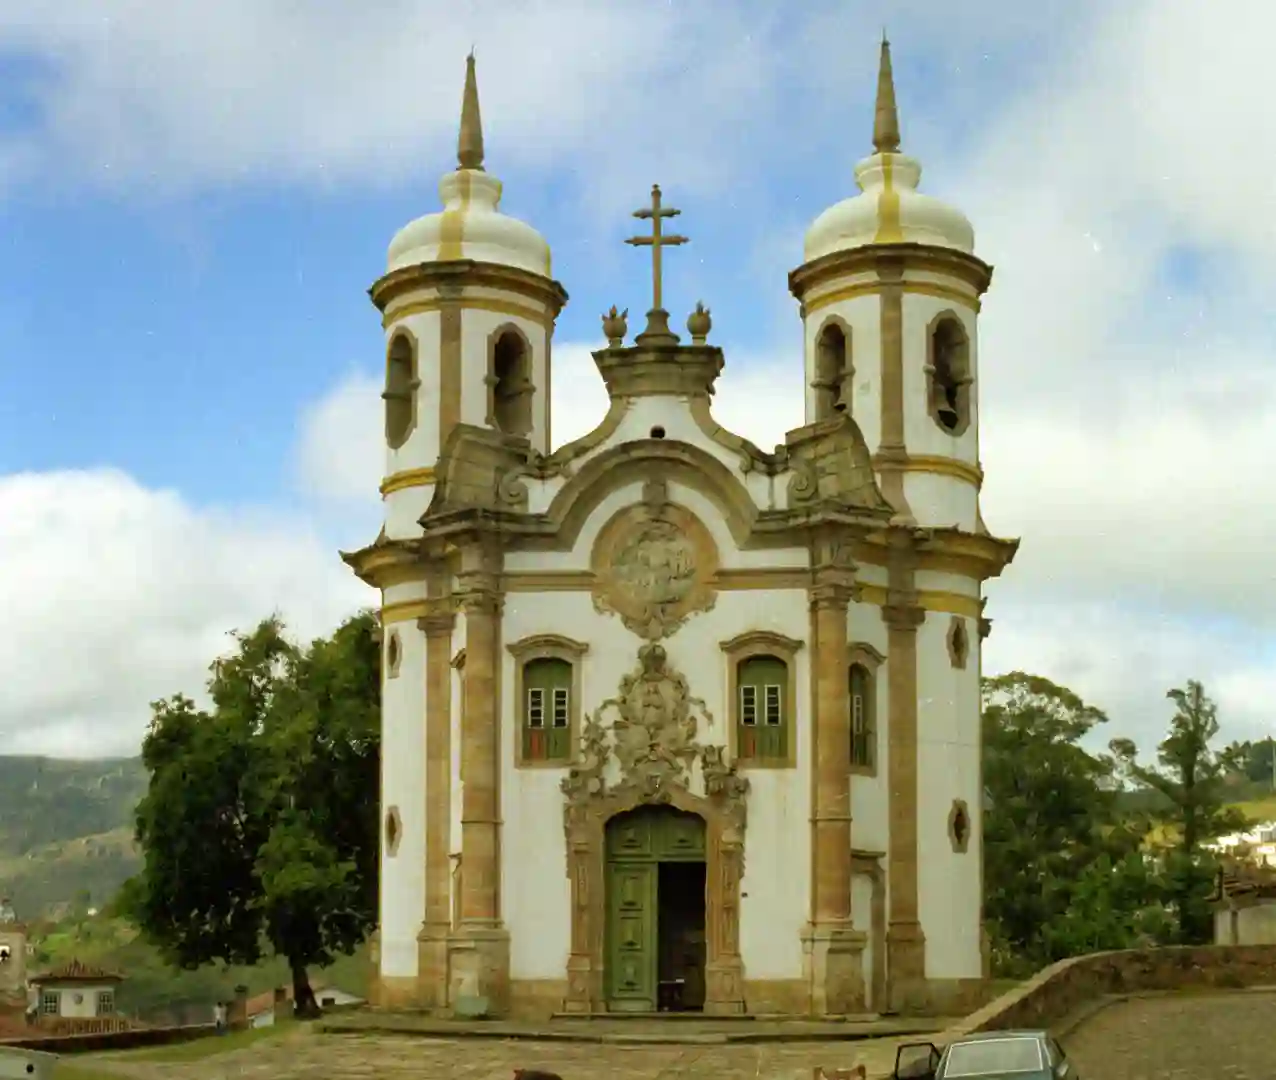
883 529 928 1011
804 550 866 1016
448 566 509 1016
417 606 454 1010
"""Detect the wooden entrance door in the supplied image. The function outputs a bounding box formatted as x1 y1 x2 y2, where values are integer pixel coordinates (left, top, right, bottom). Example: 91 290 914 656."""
604 806 706 1012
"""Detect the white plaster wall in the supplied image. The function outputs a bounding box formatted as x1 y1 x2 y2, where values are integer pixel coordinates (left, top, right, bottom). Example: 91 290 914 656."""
848 600 890 857
46 984 113 1018
385 486 434 539
901 474 977 532
915 615 983 979
379 619 427 978
1237 904 1276 944
899 295 979 463
497 580 812 983
459 308 551 455
803 293 883 448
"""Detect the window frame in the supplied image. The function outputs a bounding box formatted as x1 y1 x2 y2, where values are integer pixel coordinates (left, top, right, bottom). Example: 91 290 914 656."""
721 631 804 769
924 311 973 438
383 328 420 450
507 634 589 768
847 642 885 777
40 989 58 1016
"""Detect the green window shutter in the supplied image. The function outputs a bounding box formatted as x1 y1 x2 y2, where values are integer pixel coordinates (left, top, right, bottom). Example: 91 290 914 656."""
849 664 872 767
524 657 573 763
737 655 788 762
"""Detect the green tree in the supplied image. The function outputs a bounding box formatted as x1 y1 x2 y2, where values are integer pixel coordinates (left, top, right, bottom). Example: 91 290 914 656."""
125 612 379 1015
1110 679 1249 943
982 672 1162 971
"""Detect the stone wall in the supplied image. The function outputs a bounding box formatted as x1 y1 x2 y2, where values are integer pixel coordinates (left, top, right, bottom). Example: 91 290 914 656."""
0 1022 215 1053
947 944 1276 1037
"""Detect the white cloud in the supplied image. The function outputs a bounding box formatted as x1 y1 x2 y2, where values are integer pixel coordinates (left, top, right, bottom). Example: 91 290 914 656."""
0 470 372 756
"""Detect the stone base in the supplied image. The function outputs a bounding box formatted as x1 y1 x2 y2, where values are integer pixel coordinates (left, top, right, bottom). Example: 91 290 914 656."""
802 923 868 1016
886 921 929 1014
447 925 511 1018
416 926 451 1011
562 952 602 1013
704 957 747 1014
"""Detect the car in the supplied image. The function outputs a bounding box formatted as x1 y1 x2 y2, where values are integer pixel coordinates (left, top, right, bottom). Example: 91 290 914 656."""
891 1030 1079 1080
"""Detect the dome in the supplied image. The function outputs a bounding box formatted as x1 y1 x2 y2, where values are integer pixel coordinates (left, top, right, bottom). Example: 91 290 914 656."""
803 153 975 261
802 36 975 263
385 53 552 279
386 169 552 277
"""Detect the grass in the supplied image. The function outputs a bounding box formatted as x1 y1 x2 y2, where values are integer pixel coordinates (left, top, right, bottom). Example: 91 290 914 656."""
1229 795 1276 823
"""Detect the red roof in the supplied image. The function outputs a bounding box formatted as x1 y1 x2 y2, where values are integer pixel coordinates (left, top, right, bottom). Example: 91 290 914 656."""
30 959 124 984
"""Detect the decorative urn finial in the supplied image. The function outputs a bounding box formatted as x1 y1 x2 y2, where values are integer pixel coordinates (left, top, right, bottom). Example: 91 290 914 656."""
602 306 628 346
687 301 712 343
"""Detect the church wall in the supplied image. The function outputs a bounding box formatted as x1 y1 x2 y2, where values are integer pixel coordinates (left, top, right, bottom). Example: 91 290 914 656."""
803 290 883 449
915 614 983 979
900 474 978 533
380 309 442 541
449 611 466 918
899 294 979 463
497 583 813 985
851 872 876 1007
379 616 427 979
459 308 551 455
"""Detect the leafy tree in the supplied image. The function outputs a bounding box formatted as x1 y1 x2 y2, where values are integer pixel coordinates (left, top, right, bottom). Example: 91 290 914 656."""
1110 679 1250 943
125 612 379 1015
982 672 1162 971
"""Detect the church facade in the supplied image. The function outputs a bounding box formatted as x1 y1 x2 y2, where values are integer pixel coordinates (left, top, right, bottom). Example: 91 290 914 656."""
344 41 1018 1019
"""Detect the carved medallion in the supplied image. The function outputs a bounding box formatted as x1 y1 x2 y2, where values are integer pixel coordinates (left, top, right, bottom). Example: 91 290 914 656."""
591 497 718 641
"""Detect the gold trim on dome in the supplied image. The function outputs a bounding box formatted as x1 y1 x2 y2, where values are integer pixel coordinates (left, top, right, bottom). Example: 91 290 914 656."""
804 279 980 317
589 480 719 641
790 242 993 306
384 295 553 332
369 259 568 319
380 467 437 496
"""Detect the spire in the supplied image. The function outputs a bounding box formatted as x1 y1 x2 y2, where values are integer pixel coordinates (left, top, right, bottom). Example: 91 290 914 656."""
872 32 901 155
457 50 485 171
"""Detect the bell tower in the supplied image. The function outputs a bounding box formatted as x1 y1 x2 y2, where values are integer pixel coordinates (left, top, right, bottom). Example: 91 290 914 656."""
789 36 992 532
370 53 569 541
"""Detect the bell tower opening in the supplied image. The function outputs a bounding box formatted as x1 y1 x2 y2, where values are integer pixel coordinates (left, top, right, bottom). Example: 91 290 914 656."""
490 328 534 437
813 321 851 420
928 316 971 435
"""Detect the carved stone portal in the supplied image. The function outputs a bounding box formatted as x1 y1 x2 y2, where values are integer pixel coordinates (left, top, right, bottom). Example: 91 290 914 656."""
590 488 718 641
560 644 750 1014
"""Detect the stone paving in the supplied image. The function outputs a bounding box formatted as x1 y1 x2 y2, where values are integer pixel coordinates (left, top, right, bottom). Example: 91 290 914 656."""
77 990 1276 1079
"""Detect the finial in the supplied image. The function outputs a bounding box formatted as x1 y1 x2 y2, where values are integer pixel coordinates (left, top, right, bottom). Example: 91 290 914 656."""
872 34 901 155
457 52 485 171
687 301 712 343
602 306 629 347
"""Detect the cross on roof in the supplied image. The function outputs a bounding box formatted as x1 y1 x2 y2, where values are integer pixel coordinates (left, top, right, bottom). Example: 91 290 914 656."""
625 185 688 315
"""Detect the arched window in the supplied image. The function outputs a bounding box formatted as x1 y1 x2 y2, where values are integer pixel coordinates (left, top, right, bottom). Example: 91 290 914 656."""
489 328 534 436
849 663 874 769
927 316 971 435
508 635 589 767
383 331 419 449
813 321 852 421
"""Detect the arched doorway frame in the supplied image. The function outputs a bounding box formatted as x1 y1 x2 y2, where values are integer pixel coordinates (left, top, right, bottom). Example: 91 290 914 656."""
563 785 746 1014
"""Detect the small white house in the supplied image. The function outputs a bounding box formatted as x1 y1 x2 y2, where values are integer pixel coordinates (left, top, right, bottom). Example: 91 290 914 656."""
29 960 123 1020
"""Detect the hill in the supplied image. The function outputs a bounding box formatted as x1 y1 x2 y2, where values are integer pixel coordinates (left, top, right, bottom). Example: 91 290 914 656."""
0 755 146 918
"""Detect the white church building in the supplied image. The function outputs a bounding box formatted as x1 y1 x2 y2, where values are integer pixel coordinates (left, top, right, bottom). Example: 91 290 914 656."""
344 39 1018 1019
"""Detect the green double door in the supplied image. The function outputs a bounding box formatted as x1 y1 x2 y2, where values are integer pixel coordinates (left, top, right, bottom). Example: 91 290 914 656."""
605 806 706 1012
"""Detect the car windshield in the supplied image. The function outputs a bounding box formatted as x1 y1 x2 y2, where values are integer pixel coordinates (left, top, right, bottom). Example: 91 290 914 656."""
944 1037 1044 1077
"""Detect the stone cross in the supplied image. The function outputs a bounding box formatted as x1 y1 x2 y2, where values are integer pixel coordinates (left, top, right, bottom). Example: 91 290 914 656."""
626 184 688 314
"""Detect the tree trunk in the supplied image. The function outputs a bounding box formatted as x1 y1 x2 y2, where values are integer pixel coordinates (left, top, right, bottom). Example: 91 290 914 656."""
290 958 321 1018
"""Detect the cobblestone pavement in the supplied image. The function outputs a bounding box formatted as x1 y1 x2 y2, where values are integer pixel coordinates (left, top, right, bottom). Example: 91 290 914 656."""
79 991 1276 1080
1062 990 1276 1080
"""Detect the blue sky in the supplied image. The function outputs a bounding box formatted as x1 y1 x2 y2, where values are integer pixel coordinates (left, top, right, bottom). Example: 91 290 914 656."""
0 1 1272 757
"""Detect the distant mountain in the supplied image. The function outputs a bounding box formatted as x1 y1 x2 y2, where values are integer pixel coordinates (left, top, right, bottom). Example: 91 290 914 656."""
0 756 147 919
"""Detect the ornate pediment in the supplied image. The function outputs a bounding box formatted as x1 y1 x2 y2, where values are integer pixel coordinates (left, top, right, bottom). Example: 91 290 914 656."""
784 414 893 513
422 423 537 518
589 479 718 641
561 643 749 830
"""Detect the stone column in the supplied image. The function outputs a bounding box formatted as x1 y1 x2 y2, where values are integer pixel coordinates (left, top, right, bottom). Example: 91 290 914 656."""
417 607 454 1010
448 568 509 1016
804 555 866 1016
883 530 928 1011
